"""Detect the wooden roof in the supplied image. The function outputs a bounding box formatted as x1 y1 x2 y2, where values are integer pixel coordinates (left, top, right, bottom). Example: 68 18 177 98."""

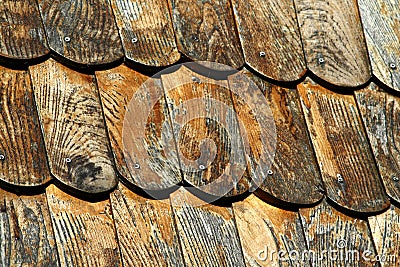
0 0 400 265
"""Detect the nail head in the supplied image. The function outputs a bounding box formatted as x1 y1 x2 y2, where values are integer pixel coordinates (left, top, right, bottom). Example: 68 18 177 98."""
390 63 397 70
199 164 206 170
65 158 72 163
134 163 140 169
64 36 71 43
267 170 273 175
393 176 399 182
259 51 266 57
0 154 5 160
318 57 325 64
132 37 138 43
337 174 344 183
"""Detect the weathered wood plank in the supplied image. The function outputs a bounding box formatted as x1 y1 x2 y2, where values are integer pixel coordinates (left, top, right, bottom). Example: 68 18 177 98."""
46 184 121 267
298 78 389 213
161 65 250 198
0 190 58 267
355 84 400 203
233 194 311 266
369 205 400 266
295 0 371 87
110 0 180 66
0 67 51 187
29 59 117 194
170 0 244 68
171 189 245 266
245 70 323 205
0 0 49 60
97 65 181 190
231 0 306 81
358 0 400 91
37 0 123 66
110 183 184 266
300 199 378 266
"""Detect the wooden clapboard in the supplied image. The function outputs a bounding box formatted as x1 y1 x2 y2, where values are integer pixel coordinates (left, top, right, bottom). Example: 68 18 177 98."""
171 189 245 266
37 0 123 66
46 185 121 266
233 195 311 266
295 0 371 87
0 0 49 60
355 84 400 203
170 0 244 68
358 0 400 91
298 78 389 213
0 190 58 266
0 67 51 187
110 184 184 266
29 59 117 194
231 0 306 81
97 64 182 191
110 0 180 66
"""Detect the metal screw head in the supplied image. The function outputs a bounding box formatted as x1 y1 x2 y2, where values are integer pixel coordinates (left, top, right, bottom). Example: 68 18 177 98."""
393 176 399 182
0 154 5 160
389 63 397 70
267 170 273 175
65 158 72 163
64 36 71 43
259 51 266 57
318 57 325 64
131 37 138 43
199 164 206 170
134 163 140 169
337 174 344 183
191 76 201 84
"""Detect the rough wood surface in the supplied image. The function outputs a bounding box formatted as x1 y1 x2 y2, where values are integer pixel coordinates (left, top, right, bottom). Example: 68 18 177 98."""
369 205 400 266
0 0 49 60
171 189 245 267
295 0 371 87
110 0 180 66
355 84 400 203
246 71 323 205
233 194 311 266
110 184 184 266
161 66 250 198
358 0 400 91
29 59 117 194
0 190 58 267
46 184 121 267
300 199 378 266
37 0 123 66
231 0 306 81
0 67 51 187
298 78 389 213
170 0 244 68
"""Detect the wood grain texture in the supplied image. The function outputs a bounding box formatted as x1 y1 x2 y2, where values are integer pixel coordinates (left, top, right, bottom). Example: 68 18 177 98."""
0 67 51 187
358 0 400 91
355 84 400 203
369 205 400 266
170 0 244 68
300 199 378 266
231 0 306 81
233 194 311 266
295 0 371 87
37 0 123 66
110 0 180 66
29 59 117 194
161 66 250 197
171 189 245 267
46 184 121 267
298 78 389 213
0 190 58 267
0 0 49 60
110 184 184 267
246 70 323 205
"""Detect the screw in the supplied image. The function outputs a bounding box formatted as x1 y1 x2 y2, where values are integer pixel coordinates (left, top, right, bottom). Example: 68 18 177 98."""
393 176 399 182
199 164 206 170
267 170 273 175
65 158 72 163
131 37 138 43
259 51 266 57
389 63 397 70
0 154 4 160
337 174 344 183
318 57 325 64
64 36 71 43
134 163 140 169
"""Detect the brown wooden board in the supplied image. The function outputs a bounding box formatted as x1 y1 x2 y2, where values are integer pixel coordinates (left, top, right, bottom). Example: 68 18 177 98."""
231 0 306 81
233 194 311 266
161 65 250 198
37 0 123 66
110 0 180 66
0 190 58 266
171 189 245 266
0 67 51 187
300 199 378 266
98 65 182 191
46 184 121 267
358 0 400 91
29 59 117 194
295 0 371 87
0 0 49 60
170 0 244 68
355 84 400 203
110 184 184 266
369 205 400 266
245 70 323 205
298 78 389 213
